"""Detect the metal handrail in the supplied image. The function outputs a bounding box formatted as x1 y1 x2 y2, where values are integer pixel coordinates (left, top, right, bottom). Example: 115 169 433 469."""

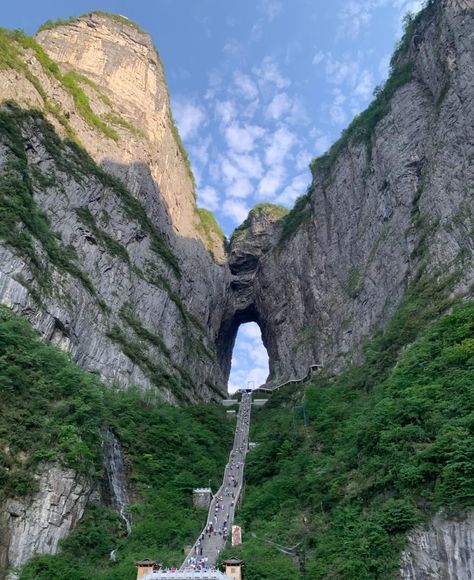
257 363 322 393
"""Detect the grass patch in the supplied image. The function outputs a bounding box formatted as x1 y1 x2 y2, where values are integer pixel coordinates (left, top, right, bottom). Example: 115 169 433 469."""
279 192 311 245
345 267 362 298
38 11 148 35
105 112 144 138
105 324 188 400
170 118 196 194
0 28 119 141
119 302 170 358
37 17 81 33
196 208 225 253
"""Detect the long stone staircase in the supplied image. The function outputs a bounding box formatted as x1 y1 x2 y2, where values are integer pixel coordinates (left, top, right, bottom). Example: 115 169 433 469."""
142 392 252 580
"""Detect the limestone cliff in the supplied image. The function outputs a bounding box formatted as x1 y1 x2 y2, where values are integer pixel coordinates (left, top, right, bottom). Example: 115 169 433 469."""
401 511 474 579
0 13 229 402
0 463 92 580
223 0 474 387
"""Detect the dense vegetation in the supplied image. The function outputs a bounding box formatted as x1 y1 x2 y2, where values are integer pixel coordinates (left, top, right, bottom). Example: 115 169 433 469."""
224 295 474 579
0 305 233 578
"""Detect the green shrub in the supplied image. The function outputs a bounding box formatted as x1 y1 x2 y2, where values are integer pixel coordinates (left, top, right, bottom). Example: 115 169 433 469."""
0 305 233 576
196 208 225 253
237 287 474 578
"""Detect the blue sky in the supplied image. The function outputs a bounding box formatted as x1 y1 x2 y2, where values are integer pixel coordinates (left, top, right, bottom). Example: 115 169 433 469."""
3 0 424 392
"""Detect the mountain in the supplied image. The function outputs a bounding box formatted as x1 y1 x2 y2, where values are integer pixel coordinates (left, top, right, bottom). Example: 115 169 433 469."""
0 0 473 577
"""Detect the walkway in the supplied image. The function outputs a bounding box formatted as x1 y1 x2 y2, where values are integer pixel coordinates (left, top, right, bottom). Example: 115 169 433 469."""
181 392 252 569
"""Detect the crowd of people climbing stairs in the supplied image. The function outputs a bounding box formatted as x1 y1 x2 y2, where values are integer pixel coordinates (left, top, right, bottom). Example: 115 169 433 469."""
180 391 252 572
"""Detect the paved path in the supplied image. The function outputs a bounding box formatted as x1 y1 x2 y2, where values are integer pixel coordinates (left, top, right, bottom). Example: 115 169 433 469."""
180 392 252 570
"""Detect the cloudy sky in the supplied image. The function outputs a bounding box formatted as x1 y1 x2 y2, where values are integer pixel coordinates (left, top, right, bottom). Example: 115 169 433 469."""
5 0 424 392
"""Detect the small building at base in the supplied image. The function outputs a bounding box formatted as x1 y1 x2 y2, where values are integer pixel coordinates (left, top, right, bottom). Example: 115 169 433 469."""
134 559 162 579
222 557 244 580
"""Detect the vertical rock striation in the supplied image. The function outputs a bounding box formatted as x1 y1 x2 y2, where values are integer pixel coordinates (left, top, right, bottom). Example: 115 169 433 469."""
401 511 474 579
224 0 474 386
0 13 229 401
103 429 131 535
0 464 92 580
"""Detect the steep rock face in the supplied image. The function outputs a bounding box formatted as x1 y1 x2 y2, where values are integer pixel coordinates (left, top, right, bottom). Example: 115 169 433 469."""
226 0 474 385
400 511 474 579
217 207 283 381
0 15 229 401
0 463 92 580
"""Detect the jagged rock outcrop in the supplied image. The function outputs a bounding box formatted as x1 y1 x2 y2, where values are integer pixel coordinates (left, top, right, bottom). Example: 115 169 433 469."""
400 511 474 579
0 13 230 402
0 463 92 579
217 205 285 382
0 2 473 573
223 0 474 386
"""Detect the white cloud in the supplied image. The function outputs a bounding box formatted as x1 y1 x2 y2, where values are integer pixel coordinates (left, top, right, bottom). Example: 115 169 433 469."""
215 100 237 127
257 164 286 198
275 172 308 206
354 69 374 100
324 52 360 86
198 185 220 211
253 56 290 90
329 89 348 125
230 152 264 181
220 157 240 184
378 53 391 79
172 98 206 141
338 0 375 38
257 0 283 22
190 136 211 166
312 50 325 66
234 71 259 100
264 126 297 165
226 177 253 199
223 39 242 56
222 199 250 224
266 92 292 120
240 322 262 340
338 0 425 39
315 135 331 155
295 149 312 172
224 123 265 153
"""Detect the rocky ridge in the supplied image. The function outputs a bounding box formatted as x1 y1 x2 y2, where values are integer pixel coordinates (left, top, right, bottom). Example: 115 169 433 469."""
0 13 230 403
0 2 473 577
224 0 474 386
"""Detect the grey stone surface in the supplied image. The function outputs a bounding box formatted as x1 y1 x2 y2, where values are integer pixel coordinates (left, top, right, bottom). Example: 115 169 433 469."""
221 0 474 386
1 463 92 580
401 511 474 579
0 1 473 575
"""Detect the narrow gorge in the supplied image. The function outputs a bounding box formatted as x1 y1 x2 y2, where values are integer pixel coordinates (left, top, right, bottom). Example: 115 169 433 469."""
0 0 473 578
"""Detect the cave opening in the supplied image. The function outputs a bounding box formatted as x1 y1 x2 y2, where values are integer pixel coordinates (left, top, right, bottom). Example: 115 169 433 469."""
227 321 269 394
